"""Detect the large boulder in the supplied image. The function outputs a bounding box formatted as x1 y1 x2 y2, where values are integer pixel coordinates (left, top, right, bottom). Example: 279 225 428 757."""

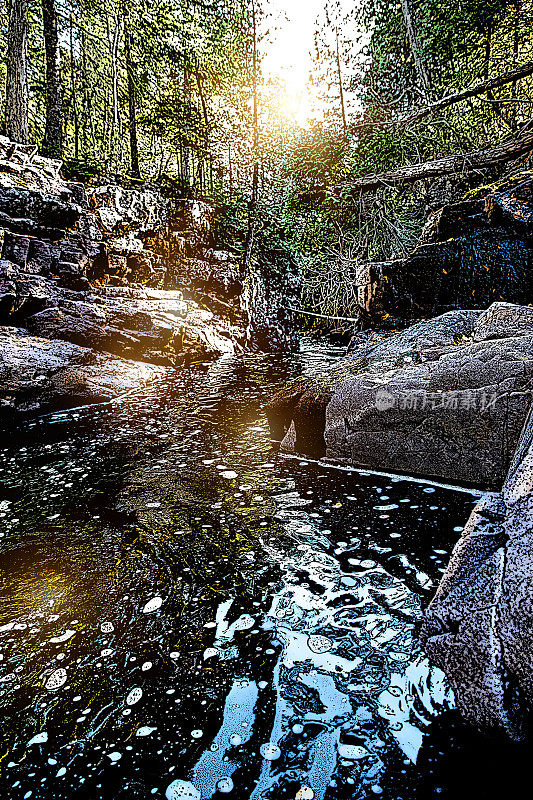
421 403 533 740
24 293 184 364
351 176 533 325
266 305 533 487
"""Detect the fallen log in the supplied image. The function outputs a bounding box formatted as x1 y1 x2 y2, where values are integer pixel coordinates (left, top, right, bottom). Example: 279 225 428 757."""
345 129 533 192
286 306 362 323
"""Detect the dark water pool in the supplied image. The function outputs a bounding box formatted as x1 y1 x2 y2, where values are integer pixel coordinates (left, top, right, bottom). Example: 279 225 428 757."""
0 338 508 800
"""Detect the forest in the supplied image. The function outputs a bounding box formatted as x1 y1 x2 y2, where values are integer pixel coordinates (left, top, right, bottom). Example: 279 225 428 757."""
2 0 533 319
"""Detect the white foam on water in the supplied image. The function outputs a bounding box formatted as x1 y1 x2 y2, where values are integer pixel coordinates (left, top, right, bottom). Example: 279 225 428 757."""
165 780 201 800
142 596 163 614
45 668 67 690
126 687 143 706
27 732 48 747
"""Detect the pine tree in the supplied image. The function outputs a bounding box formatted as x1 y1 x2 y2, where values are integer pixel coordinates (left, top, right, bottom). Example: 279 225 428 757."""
42 0 63 157
4 0 29 144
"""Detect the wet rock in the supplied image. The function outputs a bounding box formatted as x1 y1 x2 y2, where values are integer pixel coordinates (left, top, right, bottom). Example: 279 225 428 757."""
0 325 167 416
25 296 179 363
355 177 533 325
266 306 533 487
421 403 533 740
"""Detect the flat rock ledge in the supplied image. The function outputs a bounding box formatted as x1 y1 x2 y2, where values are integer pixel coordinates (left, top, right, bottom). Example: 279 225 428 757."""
266 301 533 739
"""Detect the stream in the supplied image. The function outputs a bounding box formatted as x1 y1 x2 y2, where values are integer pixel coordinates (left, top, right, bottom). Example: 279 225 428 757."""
0 337 501 800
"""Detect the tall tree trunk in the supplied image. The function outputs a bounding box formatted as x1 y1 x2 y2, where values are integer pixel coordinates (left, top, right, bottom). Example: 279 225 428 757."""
195 69 210 188
243 0 259 278
41 0 63 158
511 0 521 130
109 12 122 163
335 28 347 136
400 0 431 98
69 15 79 160
124 16 140 179
4 0 29 144
81 24 93 154
228 142 233 197
181 71 191 186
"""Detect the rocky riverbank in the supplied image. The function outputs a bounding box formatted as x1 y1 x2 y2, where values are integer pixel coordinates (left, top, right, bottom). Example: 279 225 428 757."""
267 300 533 739
353 173 533 326
266 302 533 488
0 138 243 416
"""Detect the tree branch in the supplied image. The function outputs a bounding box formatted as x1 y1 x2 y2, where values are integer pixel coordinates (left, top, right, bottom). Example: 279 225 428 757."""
354 61 533 133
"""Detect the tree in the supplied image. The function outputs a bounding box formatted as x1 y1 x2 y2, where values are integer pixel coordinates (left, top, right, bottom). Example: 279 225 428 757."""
242 0 259 279
124 12 141 178
42 0 63 157
4 0 29 144
400 0 431 98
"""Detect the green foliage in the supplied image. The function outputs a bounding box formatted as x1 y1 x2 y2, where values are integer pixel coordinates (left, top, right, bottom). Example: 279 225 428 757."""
283 0 533 319
2 0 533 323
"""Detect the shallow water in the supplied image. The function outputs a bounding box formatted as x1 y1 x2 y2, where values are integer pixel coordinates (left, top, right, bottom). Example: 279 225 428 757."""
0 338 486 800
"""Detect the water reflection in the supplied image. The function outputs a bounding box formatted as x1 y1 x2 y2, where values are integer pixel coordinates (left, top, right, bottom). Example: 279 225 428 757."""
0 339 480 799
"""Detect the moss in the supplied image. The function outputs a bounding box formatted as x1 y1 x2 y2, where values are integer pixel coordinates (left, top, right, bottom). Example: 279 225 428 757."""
464 171 533 201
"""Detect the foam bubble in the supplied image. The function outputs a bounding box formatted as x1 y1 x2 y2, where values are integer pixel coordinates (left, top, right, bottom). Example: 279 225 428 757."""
260 742 281 761
217 777 234 793
307 635 333 654
27 732 48 747
165 780 201 800
45 668 67 690
136 726 157 737
126 687 143 706
142 597 163 614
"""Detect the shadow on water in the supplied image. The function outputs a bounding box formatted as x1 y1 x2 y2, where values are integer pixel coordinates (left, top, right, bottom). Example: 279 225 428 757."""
0 338 514 799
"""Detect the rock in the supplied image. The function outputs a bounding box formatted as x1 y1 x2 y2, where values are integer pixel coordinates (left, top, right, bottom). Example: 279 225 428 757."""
350 177 533 326
421 404 533 740
24 300 179 363
241 251 300 352
491 177 533 234
87 185 169 234
473 301 533 341
173 199 216 248
12 273 55 317
0 185 80 237
266 306 533 487
0 325 167 416
0 137 266 407
171 255 241 299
